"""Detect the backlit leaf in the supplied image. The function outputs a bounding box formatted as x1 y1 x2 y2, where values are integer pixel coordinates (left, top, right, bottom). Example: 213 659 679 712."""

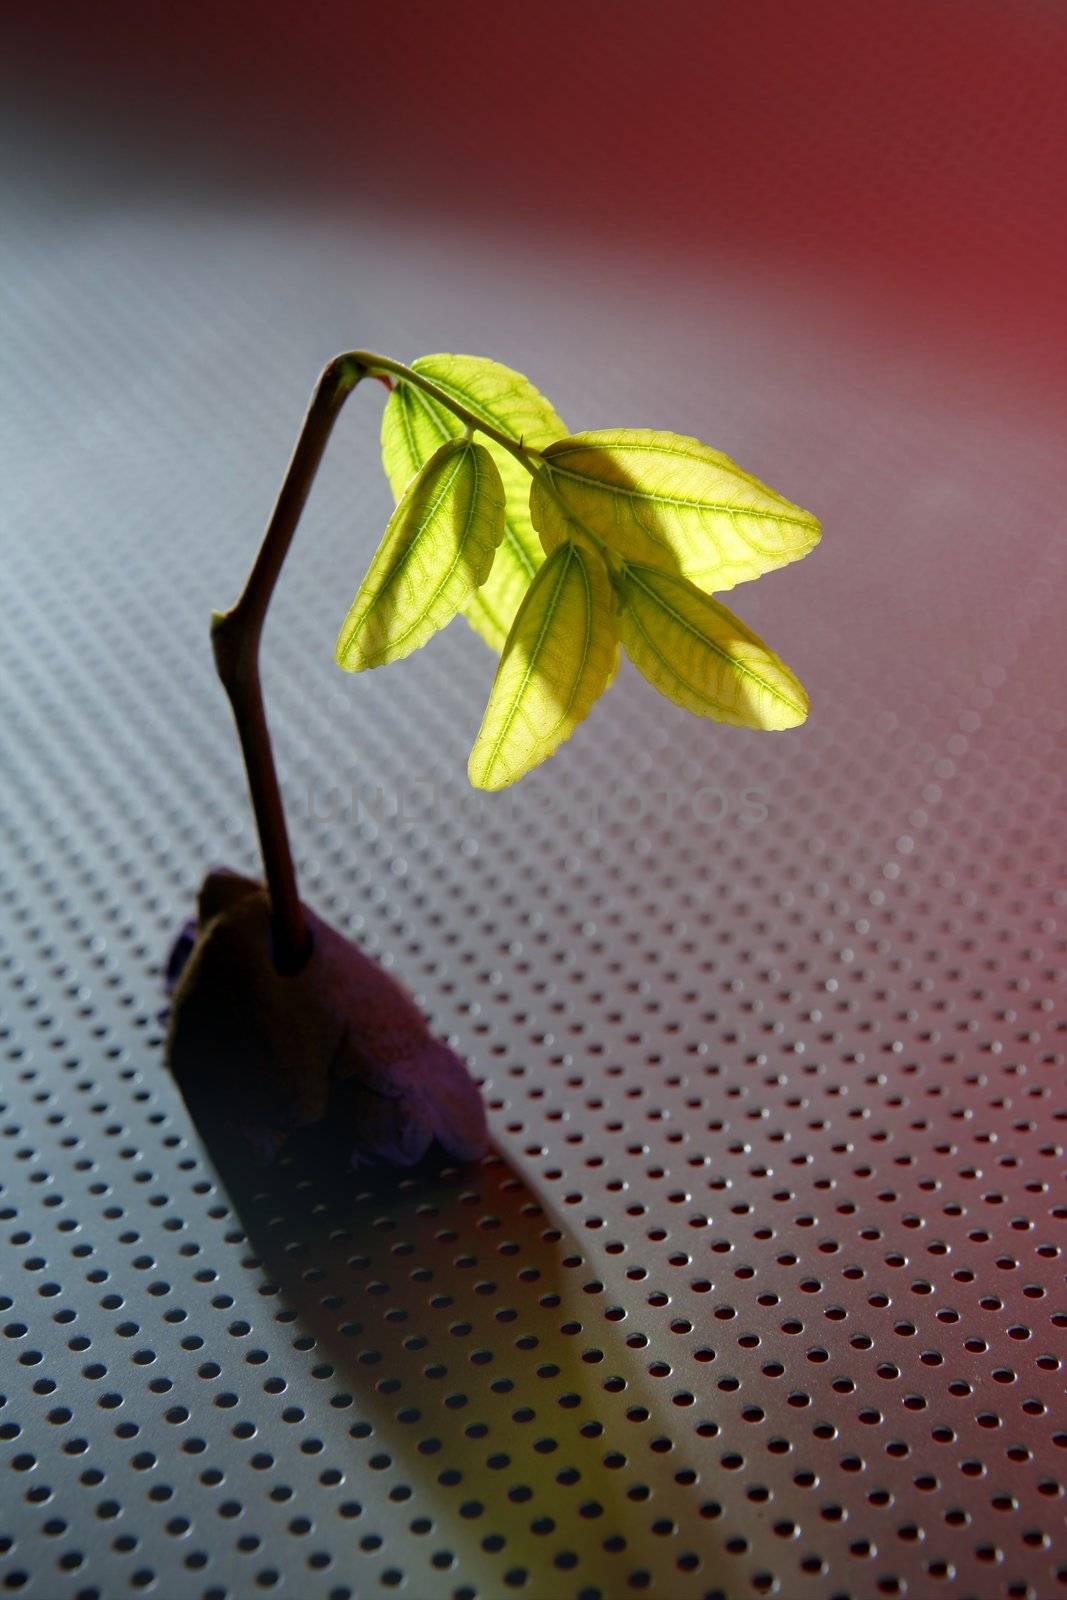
615 561 809 729
336 438 504 671
531 428 819 594
381 354 566 649
469 541 617 791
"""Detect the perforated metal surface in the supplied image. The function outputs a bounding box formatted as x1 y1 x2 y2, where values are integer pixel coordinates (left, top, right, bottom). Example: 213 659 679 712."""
2 196 1066 1600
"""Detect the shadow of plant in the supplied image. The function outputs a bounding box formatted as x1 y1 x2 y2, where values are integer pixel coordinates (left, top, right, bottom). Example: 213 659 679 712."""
196 1117 728 1599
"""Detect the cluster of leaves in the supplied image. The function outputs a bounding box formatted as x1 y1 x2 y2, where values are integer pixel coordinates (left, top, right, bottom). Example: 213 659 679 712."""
335 354 820 791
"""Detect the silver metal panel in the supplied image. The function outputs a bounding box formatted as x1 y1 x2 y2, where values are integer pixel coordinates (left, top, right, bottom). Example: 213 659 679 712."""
1 200 1064 1600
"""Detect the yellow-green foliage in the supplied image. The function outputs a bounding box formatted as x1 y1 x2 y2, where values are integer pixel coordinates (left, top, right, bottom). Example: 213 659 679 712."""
380 355 564 650
338 353 821 790
531 429 820 593
468 541 618 792
336 438 504 671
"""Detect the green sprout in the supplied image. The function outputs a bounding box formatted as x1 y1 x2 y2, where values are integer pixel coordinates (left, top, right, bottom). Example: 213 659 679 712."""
169 350 821 1165
211 350 819 974
340 352 819 791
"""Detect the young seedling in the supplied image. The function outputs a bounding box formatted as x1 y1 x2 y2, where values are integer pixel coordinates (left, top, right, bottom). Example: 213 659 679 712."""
167 352 819 1167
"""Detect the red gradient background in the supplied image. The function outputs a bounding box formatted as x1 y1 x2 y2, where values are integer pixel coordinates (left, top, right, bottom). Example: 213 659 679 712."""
3 17 1066 1595
7 1 1066 379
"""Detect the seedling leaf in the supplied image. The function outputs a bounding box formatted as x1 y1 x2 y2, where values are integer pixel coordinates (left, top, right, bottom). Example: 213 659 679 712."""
616 562 809 729
381 354 566 649
336 438 505 671
531 428 820 594
469 541 617 791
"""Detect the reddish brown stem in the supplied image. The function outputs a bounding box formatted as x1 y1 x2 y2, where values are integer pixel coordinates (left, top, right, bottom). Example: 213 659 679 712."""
211 355 364 974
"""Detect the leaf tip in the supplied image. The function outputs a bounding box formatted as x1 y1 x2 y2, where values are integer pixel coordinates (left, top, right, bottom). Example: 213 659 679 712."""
466 748 501 793
771 681 810 730
334 624 369 674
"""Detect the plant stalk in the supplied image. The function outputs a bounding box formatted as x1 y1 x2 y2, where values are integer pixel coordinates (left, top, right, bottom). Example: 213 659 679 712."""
211 355 364 974
350 351 542 474
208 346 530 974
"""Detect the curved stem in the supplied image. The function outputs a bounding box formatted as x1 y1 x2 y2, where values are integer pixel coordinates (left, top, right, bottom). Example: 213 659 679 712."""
208 346 544 974
354 351 614 563
349 350 542 474
211 354 365 974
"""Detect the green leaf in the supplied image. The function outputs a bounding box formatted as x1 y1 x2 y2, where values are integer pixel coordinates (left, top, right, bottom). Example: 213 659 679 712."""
615 561 809 729
469 541 618 791
336 438 505 671
530 428 820 594
381 354 566 650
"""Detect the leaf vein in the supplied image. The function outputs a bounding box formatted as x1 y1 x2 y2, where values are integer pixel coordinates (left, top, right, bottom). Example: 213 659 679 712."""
482 546 577 784
626 567 804 714
551 461 816 530
382 448 487 654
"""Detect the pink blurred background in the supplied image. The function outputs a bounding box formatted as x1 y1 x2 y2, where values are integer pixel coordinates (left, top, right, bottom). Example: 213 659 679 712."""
7 0 1066 381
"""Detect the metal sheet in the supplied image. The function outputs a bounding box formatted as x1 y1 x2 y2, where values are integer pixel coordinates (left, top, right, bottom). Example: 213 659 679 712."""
1 201 1064 1600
